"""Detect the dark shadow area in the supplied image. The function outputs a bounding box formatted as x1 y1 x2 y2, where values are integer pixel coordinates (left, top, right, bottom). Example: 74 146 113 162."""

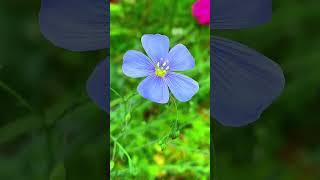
0 1 107 179
212 0 320 179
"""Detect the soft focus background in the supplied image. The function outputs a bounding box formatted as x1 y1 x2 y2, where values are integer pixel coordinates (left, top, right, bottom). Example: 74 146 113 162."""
214 0 320 179
0 1 107 180
0 0 320 180
110 0 210 179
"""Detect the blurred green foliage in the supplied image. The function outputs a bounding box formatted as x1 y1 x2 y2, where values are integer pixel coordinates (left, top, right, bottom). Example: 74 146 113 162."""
0 0 319 180
110 0 210 179
0 1 106 180
214 0 320 179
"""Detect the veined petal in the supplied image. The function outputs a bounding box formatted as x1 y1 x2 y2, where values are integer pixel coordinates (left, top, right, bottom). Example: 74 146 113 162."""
212 0 272 29
165 73 199 102
141 34 169 62
39 0 108 51
166 44 195 71
137 75 169 104
211 36 285 127
86 59 109 112
122 50 154 78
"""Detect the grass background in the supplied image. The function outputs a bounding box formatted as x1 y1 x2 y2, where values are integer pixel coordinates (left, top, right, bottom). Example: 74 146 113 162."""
0 0 319 179
110 0 209 179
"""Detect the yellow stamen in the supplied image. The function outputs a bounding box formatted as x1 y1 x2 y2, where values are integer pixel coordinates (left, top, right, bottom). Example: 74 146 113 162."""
155 68 167 77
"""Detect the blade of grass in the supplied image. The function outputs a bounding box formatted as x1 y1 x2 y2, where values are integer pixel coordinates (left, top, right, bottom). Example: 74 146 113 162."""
0 80 34 112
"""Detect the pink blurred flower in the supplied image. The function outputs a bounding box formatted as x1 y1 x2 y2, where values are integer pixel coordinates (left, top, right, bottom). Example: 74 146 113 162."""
192 0 210 25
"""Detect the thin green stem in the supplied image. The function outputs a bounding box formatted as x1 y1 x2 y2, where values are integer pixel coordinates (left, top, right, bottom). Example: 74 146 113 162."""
112 139 117 161
110 87 127 123
54 97 90 124
0 80 34 112
169 96 179 136
130 139 160 152
157 96 180 150
0 80 54 178
110 87 122 99
110 92 138 108
47 97 89 178
171 96 179 123
111 135 133 171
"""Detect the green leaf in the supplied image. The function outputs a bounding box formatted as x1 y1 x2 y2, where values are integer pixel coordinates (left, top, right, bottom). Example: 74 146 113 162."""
110 161 115 171
125 113 131 122
0 115 42 144
50 162 66 180
110 4 123 16
0 80 34 112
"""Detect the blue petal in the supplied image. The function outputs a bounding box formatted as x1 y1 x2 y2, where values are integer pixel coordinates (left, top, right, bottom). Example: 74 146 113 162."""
39 0 108 51
122 50 155 78
165 73 199 102
212 0 272 29
86 59 109 112
137 75 169 104
211 37 285 127
166 44 195 71
141 34 169 62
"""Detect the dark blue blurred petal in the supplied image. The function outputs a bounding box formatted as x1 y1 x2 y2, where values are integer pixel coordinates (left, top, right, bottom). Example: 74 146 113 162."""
211 37 285 127
86 59 109 111
212 0 272 29
39 0 108 51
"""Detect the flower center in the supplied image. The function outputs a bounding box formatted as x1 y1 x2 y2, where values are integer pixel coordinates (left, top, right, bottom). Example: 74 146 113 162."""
155 68 167 77
155 60 169 77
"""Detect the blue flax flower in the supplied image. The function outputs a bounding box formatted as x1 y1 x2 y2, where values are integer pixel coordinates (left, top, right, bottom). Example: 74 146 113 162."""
122 34 199 104
39 0 285 127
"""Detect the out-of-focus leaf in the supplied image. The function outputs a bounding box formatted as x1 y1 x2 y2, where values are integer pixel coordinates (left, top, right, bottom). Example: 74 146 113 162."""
110 4 123 16
110 161 115 171
49 162 65 180
0 115 42 144
110 24 130 36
